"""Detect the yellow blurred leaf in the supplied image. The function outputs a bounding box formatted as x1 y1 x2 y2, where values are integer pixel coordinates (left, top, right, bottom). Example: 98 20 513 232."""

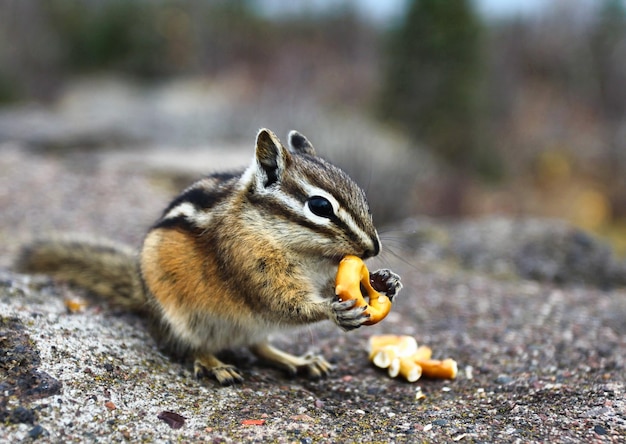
574 188 611 231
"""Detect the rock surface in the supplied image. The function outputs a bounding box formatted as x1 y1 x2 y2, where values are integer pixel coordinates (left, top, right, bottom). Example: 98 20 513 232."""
2 255 625 442
392 216 626 289
0 81 624 442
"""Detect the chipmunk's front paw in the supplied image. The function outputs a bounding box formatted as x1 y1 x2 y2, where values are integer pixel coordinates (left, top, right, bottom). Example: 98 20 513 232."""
331 298 370 331
370 268 403 301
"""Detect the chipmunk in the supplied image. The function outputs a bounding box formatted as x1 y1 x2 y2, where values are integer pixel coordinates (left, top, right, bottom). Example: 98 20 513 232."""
15 129 402 385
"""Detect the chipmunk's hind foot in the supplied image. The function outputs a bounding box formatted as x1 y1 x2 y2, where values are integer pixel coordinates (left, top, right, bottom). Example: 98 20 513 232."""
194 352 244 385
250 342 334 379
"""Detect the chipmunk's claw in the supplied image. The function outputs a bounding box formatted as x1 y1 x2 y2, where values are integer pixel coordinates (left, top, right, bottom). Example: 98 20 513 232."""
250 342 334 379
331 298 370 331
194 354 244 385
370 269 402 301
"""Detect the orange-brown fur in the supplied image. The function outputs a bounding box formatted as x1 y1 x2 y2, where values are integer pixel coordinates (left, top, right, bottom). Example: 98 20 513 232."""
141 221 333 351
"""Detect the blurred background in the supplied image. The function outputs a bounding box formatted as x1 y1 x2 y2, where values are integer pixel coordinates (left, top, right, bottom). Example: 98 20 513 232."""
1 0 625 255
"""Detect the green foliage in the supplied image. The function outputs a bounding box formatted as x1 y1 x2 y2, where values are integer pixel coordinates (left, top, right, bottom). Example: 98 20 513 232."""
591 0 626 119
378 0 499 178
40 0 268 78
0 71 22 104
43 0 178 77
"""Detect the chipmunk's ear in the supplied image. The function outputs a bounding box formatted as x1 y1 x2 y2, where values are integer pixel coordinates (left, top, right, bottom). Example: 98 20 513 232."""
288 130 316 156
255 128 291 187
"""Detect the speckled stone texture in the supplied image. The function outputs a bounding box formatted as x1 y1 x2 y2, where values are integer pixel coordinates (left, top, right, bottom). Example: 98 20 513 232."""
0 102 624 441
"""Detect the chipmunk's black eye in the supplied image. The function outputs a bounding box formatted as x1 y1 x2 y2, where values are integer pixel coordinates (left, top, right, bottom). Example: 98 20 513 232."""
307 196 334 218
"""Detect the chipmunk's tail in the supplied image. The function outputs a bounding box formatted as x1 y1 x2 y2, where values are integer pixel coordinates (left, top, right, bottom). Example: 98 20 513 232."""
14 235 146 311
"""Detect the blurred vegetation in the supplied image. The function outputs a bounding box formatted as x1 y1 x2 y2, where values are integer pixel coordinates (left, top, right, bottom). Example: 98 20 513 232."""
44 0 165 76
9 0 270 81
0 72 22 104
1 0 626 251
377 0 499 180
0 0 375 102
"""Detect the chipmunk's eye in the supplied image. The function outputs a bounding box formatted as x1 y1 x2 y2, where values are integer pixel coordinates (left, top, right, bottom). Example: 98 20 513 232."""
307 196 334 219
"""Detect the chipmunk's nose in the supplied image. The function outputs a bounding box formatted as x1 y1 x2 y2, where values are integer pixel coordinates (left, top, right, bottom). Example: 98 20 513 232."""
372 236 381 256
362 235 381 259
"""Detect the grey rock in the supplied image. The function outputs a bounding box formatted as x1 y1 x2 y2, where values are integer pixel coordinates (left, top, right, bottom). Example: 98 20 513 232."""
394 216 626 288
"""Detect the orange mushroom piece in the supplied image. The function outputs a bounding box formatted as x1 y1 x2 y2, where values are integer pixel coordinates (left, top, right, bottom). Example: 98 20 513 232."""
335 255 392 325
368 335 458 382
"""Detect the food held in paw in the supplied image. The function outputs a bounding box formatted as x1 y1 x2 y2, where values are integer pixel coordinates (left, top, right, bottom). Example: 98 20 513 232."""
335 255 392 325
368 335 458 382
